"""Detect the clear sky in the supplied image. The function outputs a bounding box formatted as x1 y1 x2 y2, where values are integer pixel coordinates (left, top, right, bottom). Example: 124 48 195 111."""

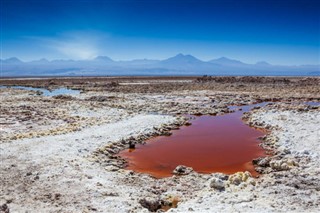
1 0 320 65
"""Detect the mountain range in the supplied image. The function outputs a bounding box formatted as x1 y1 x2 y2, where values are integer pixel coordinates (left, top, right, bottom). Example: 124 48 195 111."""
1 54 319 76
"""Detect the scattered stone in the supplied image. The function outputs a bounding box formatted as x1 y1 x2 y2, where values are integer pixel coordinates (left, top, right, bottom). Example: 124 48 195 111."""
1 77 319 212
53 95 74 100
35 90 43 96
210 177 225 191
270 159 298 171
139 198 161 212
86 96 113 102
102 192 119 197
228 171 252 186
129 141 135 149
161 195 179 211
105 165 120 172
252 157 271 167
0 204 9 213
172 165 193 175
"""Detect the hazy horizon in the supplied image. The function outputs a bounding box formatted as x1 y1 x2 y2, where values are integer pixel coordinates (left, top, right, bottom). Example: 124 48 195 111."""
2 54 320 67
2 53 319 77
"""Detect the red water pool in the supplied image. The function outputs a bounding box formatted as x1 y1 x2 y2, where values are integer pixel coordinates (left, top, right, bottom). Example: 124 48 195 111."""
119 107 266 178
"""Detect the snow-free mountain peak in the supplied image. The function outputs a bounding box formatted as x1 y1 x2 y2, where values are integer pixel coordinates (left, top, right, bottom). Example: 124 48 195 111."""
3 57 23 63
256 61 271 66
1 54 319 76
209 57 245 66
161 53 203 64
94 56 114 62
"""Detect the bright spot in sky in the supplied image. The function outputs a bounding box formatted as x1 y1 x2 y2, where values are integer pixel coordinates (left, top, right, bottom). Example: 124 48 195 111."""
55 42 98 60
43 31 106 60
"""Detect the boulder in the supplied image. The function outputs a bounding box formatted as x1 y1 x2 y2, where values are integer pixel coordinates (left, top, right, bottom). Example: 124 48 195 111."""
228 171 252 186
172 165 193 175
139 198 161 212
252 157 271 167
270 158 298 171
210 177 225 191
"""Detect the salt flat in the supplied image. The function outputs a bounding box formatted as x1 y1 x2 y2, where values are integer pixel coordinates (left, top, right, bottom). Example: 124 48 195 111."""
1 76 319 212
173 109 320 212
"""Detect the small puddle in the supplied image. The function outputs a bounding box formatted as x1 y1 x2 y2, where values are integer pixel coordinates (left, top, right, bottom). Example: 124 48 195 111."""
119 103 269 178
0 85 80 96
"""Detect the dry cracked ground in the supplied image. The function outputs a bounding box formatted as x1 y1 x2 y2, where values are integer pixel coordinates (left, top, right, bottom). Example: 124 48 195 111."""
0 76 319 212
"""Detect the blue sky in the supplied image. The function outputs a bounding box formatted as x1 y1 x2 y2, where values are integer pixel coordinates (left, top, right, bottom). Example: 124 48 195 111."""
1 0 319 65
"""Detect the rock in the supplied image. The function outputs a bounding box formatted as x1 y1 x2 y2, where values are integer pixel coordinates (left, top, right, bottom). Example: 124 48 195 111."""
270 159 298 171
163 131 172 136
105 165 120 172
249 179 256 186
270 160 284 171
280 163 289 170
53 95 74 100
139 198 161 212
54 193 61 200
185 122 192 126
212 173 229 180
129 141 135 149
0 204 9 213
302 150 309 155
210 177 225 191
160 195 179 211
110 81 119 87
35 90 43 96
48 80 55 85
228 171 252 186
87 96 112 102
172 165 193 175
102 192 119 196
252 157 270 167
286 159 299 167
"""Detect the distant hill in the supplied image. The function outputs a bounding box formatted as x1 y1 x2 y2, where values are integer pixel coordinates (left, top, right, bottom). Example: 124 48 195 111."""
1 54 319 76
255 61 271 66
161 53 203 65
3 57 23 63
209 57 246 66
93 56 114 63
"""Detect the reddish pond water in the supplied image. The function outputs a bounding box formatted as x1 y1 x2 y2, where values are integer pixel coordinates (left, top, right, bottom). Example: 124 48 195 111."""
119 104 267 178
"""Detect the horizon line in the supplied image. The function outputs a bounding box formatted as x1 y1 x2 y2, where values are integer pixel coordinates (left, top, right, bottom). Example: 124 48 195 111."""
1 54 320 66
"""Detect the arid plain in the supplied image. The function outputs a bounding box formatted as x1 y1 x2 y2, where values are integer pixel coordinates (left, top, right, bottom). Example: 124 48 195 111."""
1 76 319 212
